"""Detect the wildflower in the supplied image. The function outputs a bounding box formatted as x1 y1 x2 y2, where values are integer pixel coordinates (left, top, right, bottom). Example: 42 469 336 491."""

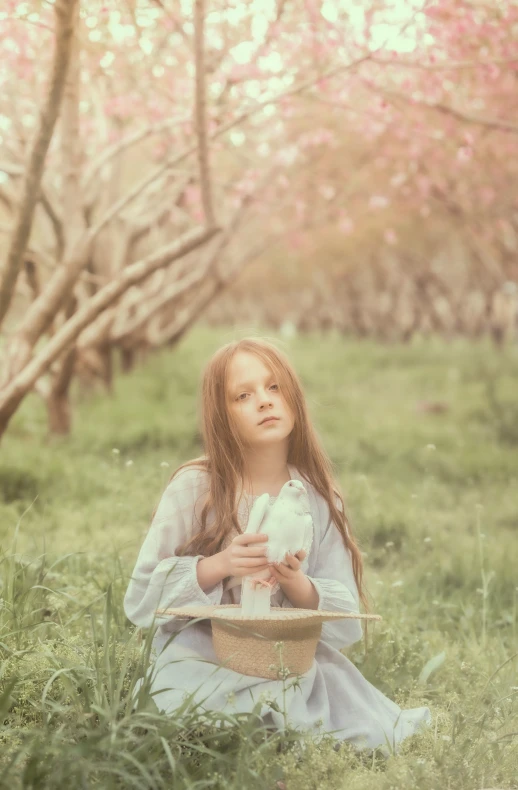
125 460 134 467
258 691 275 705
385 541 394 548
160 461 169 468
424 537 432 543
112 448 120 455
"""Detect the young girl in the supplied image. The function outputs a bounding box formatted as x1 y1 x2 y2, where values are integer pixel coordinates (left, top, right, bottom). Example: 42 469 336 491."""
123 337 431 751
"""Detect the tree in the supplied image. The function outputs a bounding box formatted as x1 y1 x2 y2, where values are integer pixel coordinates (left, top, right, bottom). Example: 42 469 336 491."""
1 0 517 440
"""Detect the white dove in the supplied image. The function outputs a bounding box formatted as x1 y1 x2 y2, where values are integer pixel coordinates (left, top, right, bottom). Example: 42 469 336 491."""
240 479 313 616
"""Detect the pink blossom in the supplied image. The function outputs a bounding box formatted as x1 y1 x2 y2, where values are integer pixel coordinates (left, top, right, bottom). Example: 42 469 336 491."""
417 176 430 197
479 186 495 205
338 215 353 235
456 146 473 163
319 184 335 200
275 146 298 166
391 172 407 188
295 200 306 220
288 232 304 251
369 195 389 209
185 185 201 205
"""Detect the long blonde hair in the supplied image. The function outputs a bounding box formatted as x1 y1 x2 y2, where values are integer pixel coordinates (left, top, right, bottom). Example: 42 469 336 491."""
157 337 368 612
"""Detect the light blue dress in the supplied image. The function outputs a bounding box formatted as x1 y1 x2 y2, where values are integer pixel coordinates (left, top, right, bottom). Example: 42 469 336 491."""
123 464 431 751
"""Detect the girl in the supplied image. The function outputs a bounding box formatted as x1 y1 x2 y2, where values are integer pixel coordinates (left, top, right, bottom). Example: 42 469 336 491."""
123 337 431 751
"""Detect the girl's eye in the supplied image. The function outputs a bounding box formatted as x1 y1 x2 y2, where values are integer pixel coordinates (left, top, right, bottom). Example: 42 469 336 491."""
237 384 279 401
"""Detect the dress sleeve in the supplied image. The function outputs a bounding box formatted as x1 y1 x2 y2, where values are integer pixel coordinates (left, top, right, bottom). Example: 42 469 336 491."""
123 469 223 629
292 493 363 650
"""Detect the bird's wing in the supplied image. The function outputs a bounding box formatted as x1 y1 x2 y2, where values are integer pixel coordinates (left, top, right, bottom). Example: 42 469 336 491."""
255 500 277 534
241 494 271 587
302 510 314 556
244 493 270 534
261 496 299 562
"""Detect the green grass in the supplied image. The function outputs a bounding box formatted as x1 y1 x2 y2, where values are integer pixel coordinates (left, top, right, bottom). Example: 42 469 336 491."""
1 324 517 789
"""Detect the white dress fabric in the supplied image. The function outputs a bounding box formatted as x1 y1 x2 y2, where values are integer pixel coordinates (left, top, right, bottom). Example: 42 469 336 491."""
123 464 431 752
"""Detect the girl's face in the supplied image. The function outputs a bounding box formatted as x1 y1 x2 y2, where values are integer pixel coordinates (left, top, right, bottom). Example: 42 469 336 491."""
226 351 295 448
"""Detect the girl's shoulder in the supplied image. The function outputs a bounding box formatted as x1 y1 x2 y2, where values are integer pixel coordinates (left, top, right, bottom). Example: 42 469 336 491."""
166 463 210 498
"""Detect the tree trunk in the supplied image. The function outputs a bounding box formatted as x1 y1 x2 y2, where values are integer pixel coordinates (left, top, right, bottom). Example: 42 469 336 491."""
0 0 79 330
0 226 218 442
46 325 77 435
98 344 114 392
120 347 136 373
47 391 72 435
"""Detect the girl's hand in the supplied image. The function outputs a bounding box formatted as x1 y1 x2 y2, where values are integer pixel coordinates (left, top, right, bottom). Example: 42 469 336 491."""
268 549 307 586
221 532 271 579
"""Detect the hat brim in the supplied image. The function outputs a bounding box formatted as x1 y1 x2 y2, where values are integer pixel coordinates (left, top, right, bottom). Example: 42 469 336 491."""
155 604 381 627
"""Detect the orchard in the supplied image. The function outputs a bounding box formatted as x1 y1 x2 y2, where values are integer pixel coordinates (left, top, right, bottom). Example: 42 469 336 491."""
1 4 517 788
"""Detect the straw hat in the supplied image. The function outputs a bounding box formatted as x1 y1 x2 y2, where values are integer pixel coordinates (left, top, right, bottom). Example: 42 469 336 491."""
155 605 381 680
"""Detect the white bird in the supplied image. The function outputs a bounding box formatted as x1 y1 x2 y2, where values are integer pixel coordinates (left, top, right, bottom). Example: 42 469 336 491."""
240 479 313 616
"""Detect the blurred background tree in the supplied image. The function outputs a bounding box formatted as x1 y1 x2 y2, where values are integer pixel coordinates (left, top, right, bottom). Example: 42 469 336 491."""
1 0 517 439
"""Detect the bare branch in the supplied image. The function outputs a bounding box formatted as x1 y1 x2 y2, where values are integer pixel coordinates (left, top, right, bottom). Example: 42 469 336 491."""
0 225 219 434
376 84 518 134
38 187 64 256
111 259 211 343
148 0 191 48
81 115 190 195
74 31 380 254
0 162 24 177
371 56 518 72
0 0 80 330
0 184 17 213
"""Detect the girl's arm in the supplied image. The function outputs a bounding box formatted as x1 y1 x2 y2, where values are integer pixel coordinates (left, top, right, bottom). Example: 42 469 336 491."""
123 469 224 629
277 572 319 610
196 552 229 591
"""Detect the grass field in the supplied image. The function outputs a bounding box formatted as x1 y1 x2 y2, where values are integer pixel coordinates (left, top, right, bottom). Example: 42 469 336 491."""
1 325 517 789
